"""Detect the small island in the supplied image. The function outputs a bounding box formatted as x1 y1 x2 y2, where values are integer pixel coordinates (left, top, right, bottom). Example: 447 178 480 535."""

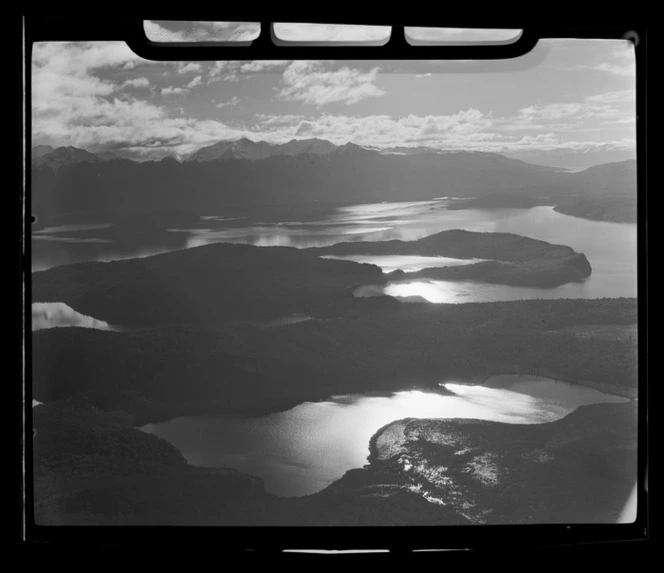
308 229 592 288
33 231 593 326
386 255 591 288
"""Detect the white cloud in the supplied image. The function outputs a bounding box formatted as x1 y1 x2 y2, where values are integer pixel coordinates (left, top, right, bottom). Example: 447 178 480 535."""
253 109 494 148
499 92 633 132
32 302 113 331
586 90 636 104
253 113 307 126
186 75 202 89
590 62 636 76
32 42 143 115
177 62 202 74
31 41 637 160
239 60 291 73
144 20 260 43
277 61 385 106
273 23 389 42
250 111 634 154
122 77 150 89
567 43 636 77
207 61 228 81
205 60 290 84
161 86 186 96
215 96 241 108
405 27 520 43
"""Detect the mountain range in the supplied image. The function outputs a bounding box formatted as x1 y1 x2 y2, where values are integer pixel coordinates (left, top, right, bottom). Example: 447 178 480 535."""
31 145 103 170
185 137 339 162
29 138 637 226
30 138 568 167
31 138 354 167
505 145 637 170
31 138 638 170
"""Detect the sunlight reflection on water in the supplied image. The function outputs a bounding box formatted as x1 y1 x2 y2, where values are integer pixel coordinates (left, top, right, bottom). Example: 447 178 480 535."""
321 254 485 272
141 375 629 497
33 203 637 301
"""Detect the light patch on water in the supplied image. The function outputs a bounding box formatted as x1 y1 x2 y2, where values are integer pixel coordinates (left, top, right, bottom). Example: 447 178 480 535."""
200 216 244 222
32 235 112 244
381 273 627 304
32 302 114 332
33 223 113 234
33 202 636 297
258 314 313 328
321 254 483 273
141 376 629 497
384 281 469 303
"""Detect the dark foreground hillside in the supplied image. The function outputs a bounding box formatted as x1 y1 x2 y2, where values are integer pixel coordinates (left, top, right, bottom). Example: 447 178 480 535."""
31 398 636 526
32 298 638 424
32 242 387 326
324 401 637 524
32 398 467 526
30 147 561 227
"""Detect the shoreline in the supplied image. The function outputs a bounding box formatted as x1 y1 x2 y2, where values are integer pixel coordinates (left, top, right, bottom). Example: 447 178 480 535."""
134 374 636 500
134 370 636 429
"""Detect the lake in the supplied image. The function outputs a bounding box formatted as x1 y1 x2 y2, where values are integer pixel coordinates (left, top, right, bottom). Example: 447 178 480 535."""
140 375 629 497
32 201 637 303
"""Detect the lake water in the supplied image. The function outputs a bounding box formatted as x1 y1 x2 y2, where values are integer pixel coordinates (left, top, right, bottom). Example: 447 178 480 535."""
140 375 629 497
32 202 637 303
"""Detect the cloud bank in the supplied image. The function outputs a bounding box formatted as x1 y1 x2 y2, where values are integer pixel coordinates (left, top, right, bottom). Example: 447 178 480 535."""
32 302 114 331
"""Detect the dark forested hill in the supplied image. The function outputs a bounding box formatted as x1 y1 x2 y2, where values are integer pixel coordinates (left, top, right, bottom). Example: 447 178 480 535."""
31 298 638 424
307 229 580 261
553 160 637 222
32 242 387 326
32 231 595 326
309 229 593 287
30 145 562 227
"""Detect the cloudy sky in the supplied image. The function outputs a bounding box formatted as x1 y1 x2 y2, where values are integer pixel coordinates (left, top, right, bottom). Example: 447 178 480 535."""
31 22 636 161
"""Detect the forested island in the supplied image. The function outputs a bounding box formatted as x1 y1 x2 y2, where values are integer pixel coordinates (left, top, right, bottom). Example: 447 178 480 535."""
32 231 593 328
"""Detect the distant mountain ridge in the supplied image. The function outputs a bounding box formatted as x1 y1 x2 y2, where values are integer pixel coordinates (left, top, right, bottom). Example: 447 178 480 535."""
185 137 338 162
31 145 55 159
31 137 586 167
30 137 636 226
32 146 103 169
30 139 562 225
506 145 636 170
31 137 636 170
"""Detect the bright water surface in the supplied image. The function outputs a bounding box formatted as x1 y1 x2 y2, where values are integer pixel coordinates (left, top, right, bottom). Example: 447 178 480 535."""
141 375 629 497
32 202 637 302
